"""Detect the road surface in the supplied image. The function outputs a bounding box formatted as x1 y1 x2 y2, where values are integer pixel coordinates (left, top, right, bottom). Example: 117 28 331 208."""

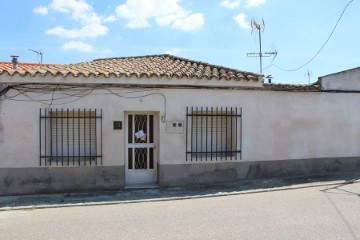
1 181 359 240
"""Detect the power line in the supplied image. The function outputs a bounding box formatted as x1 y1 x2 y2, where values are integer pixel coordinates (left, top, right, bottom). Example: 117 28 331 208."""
265 0 355 72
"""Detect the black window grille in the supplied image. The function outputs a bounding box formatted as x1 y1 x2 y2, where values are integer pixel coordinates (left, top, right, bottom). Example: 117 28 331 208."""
186 107 242 161
39 108 103 166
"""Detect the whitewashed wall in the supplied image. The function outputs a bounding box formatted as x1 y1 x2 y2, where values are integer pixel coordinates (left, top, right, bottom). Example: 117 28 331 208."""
1 82 360 169
321 67 360 91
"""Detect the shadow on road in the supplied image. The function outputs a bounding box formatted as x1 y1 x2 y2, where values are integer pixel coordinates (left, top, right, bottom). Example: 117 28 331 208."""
320 180 360 240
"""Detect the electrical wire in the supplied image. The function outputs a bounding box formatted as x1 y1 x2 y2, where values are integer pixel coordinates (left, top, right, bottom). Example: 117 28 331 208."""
48 85 58 109
0 83 168 122
265 0 355 72
103 87 167 122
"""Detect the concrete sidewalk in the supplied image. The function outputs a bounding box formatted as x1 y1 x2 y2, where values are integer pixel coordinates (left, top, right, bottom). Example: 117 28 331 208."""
1 173 359 211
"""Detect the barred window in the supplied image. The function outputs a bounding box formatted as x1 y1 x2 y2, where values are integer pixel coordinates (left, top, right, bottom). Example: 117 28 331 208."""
186 107 242 161
40 109 102 166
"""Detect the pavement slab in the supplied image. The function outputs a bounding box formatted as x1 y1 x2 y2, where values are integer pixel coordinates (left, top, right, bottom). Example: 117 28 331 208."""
1 173 359 211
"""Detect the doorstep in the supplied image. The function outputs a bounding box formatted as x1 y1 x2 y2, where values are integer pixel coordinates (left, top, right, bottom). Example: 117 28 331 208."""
124 183 159 189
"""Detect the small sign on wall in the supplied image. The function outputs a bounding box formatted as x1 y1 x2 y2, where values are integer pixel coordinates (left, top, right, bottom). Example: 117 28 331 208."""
113 121 122 130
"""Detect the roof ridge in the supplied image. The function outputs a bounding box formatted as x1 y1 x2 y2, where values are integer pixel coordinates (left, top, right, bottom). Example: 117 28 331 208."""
93 54 171 61
0 61 59 65
92 54 262 77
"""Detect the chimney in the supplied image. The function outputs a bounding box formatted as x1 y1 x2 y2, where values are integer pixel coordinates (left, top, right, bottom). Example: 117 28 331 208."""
11 55 19 69
266 75 273 84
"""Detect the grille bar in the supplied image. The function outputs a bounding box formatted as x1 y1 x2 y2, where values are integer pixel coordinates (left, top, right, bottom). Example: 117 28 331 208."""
39 108 103 166
186 107 242 161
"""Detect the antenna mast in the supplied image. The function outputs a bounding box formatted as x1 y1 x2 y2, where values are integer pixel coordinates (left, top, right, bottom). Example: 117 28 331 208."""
28 49 43 64
305 70 312 84
247 18 277 74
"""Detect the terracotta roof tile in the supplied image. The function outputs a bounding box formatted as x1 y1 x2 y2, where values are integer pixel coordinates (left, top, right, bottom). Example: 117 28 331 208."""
264 83 321 91
0 54 260 82
0 62 58 72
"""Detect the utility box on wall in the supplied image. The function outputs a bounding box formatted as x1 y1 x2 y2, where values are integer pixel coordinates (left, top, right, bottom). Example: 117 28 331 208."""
166 121 184 134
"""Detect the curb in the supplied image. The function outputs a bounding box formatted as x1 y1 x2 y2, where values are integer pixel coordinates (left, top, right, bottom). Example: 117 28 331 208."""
1 178 359 212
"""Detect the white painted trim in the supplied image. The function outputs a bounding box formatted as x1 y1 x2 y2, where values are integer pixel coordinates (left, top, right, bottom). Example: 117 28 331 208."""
124 112 158 185
0 75 263 88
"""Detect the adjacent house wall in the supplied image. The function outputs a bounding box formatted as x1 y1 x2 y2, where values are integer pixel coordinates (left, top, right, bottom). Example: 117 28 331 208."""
320 67 360 91
1 76 360 194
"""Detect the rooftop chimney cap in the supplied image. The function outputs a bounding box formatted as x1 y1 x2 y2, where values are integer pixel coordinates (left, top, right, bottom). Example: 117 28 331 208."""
11 55 19 63
10 55 19 69
266 75 273 84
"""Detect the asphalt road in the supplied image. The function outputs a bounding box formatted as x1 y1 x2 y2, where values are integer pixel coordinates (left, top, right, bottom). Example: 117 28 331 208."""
1 181 359 240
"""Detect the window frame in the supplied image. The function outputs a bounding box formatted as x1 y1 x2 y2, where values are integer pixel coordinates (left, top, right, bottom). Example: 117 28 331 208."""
186 107 242 161
39 108 103 166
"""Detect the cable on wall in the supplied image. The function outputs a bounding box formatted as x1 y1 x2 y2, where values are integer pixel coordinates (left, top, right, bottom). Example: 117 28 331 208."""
0 83 168 122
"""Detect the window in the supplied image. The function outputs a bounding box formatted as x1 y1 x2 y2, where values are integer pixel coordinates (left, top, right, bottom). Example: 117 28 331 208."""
40 108 102 166
186 107 242 161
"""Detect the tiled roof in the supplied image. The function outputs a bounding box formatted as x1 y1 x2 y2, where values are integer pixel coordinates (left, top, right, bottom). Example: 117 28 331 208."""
0 54 260 81
0 62 58 72
264 83 321 91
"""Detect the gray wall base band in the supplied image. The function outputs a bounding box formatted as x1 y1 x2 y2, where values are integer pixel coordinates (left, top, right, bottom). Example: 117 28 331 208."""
1 157 360 195
158 157 360 187
0 166 124 196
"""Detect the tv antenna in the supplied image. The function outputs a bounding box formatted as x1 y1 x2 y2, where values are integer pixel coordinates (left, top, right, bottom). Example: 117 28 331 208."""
28 49 43 64
305 70 312 84
247 18 277 74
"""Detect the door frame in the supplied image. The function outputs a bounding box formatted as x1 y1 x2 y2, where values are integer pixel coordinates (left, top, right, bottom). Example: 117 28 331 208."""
124 111 159 185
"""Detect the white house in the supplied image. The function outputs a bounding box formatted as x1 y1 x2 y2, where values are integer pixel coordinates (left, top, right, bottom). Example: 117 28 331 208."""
0 54 359 195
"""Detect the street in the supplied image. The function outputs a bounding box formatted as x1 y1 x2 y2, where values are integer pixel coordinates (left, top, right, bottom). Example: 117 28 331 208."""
1 181 359 240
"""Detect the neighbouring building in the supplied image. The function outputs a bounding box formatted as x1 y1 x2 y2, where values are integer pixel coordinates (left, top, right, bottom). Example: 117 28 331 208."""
319 66 360 91
0 54 359 195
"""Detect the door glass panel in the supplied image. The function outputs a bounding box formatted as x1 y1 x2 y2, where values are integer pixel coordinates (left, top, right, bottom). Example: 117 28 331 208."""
134 148 147 169
134 115 147 143
149 148 154 169
128 148 133 169
149 115 154 144
128 115 133 144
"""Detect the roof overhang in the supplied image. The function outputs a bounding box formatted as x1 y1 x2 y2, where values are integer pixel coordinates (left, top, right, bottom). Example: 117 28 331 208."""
0 73 263 88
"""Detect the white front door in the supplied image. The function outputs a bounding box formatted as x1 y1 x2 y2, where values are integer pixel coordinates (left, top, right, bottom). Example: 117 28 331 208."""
125 113 157 185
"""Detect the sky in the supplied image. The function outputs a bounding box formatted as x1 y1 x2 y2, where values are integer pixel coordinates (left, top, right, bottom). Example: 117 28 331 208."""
0 0 359 84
